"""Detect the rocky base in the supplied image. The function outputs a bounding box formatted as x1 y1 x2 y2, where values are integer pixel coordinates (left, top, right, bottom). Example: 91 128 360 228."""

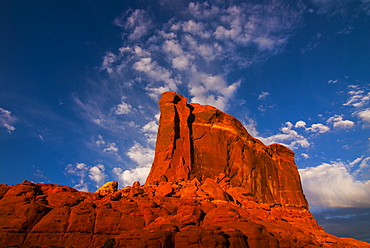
0 181 369 248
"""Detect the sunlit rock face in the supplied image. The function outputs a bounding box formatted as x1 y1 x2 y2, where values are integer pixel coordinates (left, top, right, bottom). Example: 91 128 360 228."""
1 91 369 248
146 91 308 208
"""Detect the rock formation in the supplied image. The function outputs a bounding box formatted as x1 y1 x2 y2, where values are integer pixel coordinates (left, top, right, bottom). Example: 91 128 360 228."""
146 91 307 207
95 181 118 196
0 91 369 248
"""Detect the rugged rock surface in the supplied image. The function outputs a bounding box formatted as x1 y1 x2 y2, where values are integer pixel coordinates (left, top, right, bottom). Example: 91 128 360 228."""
0 181 368 248
146 91 307 207
0 91 369 248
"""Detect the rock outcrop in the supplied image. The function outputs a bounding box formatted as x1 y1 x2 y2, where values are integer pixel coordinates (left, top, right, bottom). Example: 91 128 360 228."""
146 91 307 208
0 91 369 248
95 181 118 196
0 181 368 248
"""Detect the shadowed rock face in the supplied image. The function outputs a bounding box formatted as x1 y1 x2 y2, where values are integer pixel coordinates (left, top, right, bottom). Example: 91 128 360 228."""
146 91 308 208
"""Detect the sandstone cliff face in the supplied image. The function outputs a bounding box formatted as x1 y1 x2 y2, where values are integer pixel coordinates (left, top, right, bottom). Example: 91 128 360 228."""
146 91 307 208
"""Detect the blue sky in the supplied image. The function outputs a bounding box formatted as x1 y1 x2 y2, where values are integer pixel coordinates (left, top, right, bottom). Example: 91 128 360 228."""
1 0 370 242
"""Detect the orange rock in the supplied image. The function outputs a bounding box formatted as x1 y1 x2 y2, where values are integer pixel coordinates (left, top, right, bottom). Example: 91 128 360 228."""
156 183 174 197
146 91 308 208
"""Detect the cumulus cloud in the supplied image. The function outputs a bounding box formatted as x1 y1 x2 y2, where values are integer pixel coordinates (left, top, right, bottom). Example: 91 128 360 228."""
113 142 154 186
327 115 355 129
357 108 370 125
295 120 307 128
306 123 330 133
88 164 107 185
299 158 370 208
142 119 159 146
65 162 108 191
258 122 310 149
0 107 17 133
295 120 330 133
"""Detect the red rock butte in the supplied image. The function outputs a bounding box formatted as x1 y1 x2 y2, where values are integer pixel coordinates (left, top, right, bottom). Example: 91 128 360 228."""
146 91 307 208
0 91 369 248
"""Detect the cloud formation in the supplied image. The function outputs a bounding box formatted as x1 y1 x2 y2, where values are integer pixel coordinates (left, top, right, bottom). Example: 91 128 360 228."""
101 0 303 110
295 120 330 133
113 142 154 186
258 122 311 149
0 107 17 133
65 163 108 192
357 108 370 125
327 115 355 129
344 85 370 108
299 158 370 208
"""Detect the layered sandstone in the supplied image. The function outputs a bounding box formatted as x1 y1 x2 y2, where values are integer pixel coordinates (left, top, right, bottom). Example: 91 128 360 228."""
146 91 307 207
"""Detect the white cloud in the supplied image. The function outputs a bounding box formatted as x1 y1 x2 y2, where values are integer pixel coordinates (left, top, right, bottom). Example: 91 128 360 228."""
295 120 307 128
258 122 311 149
126 142 154 167
0 107 17 133
142 120 159 146
65 163 89 192
65 162 108 191
242 117 259 138
307 123 330 133
358 108 370 125
344 85 370 108
133 57 180 99
103 143 119 153
327 115 355 129
115 9 152 40
295 120 330 133
88 164 107 185
115 101 132 115
189 71 240 111
101 52 117 73
100 0 303 112
258 92 269 100
95 135 105 146
113 142 154 186
301 153 310 159
299 158 370 208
